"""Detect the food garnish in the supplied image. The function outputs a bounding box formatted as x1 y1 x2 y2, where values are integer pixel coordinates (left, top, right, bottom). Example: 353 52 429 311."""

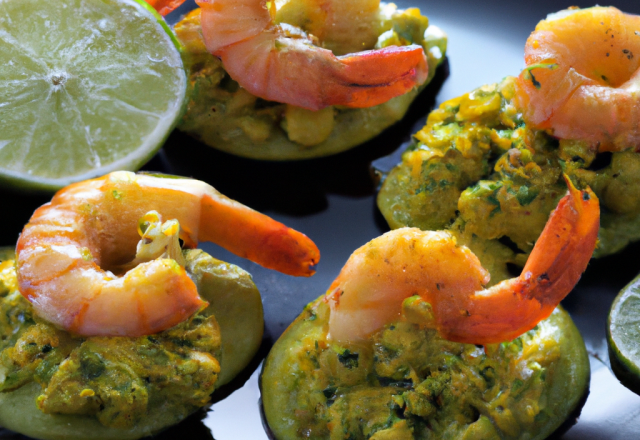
608 273 640 396
329 179 598 345
0 0 187 191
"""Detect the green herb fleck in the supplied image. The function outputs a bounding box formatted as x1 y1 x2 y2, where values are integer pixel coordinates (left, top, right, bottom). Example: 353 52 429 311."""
338 349 359 369
523 63 558 89
516 186 539 206
80 352 106 380
323 386 337 400
512 378 524 393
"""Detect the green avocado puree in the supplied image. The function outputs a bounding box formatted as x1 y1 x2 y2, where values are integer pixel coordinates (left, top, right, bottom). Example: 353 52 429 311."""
378 76 640 283
0 247 264 437
174 5 447 160
0 257 220 429
262 296 589 440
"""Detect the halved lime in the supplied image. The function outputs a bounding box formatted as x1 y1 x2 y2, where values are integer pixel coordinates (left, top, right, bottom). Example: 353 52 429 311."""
607 273 640 395
0 0 186 191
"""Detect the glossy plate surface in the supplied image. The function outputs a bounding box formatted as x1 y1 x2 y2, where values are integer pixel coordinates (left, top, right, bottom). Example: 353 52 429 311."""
2 0 640 438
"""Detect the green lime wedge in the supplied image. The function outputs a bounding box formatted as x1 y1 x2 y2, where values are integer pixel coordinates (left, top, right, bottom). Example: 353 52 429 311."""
607 273 640 395
0 0 186 191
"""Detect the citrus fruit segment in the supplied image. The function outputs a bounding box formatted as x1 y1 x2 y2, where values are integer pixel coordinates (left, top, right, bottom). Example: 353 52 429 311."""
0 0 187 191
608 273 640 395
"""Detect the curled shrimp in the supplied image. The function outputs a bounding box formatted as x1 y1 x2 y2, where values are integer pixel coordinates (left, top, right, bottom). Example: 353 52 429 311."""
326 178 599 345
514 7 640 151
16 171 320 337
193 0 428 111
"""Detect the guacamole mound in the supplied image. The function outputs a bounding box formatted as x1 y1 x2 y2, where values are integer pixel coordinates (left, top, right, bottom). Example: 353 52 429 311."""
174 4 447 160
262 296 589 440
0 248 264 439
377 76 640 281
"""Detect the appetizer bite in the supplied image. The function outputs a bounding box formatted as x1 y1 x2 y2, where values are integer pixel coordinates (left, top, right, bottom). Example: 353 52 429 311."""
171 0 447 160
0 171 319 440
378 6 640 279
262 179 598 438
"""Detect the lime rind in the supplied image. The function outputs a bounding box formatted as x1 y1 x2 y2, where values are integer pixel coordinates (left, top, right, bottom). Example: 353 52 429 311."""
134 0 185 55
0 0 187 192
607 274 640 395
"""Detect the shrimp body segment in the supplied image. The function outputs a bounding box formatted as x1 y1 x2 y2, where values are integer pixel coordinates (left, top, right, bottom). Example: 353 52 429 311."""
195 0 428 111
16 171 320 337
515 7 640 151
327 180 599 345
144 0 185 16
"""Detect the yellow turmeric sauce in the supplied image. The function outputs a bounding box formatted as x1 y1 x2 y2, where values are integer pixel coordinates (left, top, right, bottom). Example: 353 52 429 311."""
262 296 589 439
378 76 640 283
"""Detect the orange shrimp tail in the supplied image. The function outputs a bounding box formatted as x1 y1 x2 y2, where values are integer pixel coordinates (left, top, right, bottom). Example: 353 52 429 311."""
325 45 429 108
199 193 320 277
439 177 599 345
144 0 186 16
520 176 599 308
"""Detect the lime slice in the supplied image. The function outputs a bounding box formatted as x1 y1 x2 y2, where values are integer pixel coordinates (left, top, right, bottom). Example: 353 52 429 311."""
607 273 640 395
0 0 186 191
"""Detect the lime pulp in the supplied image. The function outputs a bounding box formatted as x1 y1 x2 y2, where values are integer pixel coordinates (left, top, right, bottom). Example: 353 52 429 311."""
0 0 187 191
607 273 640 395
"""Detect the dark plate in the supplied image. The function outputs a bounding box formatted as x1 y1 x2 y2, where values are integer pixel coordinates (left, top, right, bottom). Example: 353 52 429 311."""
2 0 640 438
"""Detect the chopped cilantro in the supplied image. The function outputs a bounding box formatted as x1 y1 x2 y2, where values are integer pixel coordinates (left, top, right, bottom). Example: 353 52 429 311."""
338 349 359 369
516 186 539 206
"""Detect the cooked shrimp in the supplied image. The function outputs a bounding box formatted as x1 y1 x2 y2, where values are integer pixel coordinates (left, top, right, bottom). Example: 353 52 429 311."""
326 178 599 345
16 171 320 337
515 7 640 151
194 0 428 111
144 0 185 16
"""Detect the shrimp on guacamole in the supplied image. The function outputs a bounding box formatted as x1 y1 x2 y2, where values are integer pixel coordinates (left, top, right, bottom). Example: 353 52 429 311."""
379 6 640 281
148 0 448 160
0 171 319 440
262 175 598 439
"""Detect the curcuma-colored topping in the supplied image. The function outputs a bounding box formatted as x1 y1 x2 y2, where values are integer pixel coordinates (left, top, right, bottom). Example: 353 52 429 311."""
0 246 265 438
379 75 640 281
262 297 590 440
